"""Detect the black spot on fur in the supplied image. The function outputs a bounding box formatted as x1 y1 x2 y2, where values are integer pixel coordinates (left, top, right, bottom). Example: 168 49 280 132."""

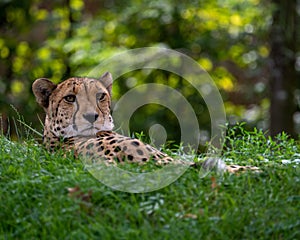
136 149 144 156
86 143 94 150
98 146 104 152
105 150 110 155
142 158 148 162
114 146 121 152
127 155 134 161
146 146 153 152
110 140 117 144
79 145 85 150
131 141 140 147
101 132 111 137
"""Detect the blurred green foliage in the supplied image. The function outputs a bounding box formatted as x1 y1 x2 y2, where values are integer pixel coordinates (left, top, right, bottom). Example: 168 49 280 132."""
0 0 283 142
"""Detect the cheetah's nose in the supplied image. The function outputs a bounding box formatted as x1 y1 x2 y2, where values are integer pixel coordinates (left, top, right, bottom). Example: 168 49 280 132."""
83 113 99 123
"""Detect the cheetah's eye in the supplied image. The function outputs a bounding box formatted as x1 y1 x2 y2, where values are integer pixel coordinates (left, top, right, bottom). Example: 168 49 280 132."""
64 95 76 103
96 93 106 102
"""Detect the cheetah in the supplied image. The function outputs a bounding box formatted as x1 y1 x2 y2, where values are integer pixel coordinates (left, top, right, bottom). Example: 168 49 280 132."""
32 72 260 173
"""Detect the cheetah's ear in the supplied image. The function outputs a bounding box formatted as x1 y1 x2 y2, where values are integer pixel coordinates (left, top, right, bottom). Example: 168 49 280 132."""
99 72 113 97
32 78 57 109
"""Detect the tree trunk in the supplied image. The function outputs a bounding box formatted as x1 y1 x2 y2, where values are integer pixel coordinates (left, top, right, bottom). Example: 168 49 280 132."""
269 0 297 137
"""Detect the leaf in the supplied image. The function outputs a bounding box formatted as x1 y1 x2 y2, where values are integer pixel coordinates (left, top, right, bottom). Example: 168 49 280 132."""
211 176 219 192
67 186 93 214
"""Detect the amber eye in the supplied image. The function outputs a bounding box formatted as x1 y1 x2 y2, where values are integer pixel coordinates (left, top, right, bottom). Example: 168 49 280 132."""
96 93 106 102
64 95 76 103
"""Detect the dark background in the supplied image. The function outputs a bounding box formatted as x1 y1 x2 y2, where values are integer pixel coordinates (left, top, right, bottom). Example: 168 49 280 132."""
0 0 299 142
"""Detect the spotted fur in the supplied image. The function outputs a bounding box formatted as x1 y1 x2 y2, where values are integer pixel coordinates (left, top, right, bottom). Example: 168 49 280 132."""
32 72 260 173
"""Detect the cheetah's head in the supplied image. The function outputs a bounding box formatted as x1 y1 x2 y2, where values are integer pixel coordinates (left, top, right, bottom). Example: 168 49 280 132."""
32 72 114 142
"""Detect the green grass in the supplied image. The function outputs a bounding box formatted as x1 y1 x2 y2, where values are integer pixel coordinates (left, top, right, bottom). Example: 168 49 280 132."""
0 125 300 239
